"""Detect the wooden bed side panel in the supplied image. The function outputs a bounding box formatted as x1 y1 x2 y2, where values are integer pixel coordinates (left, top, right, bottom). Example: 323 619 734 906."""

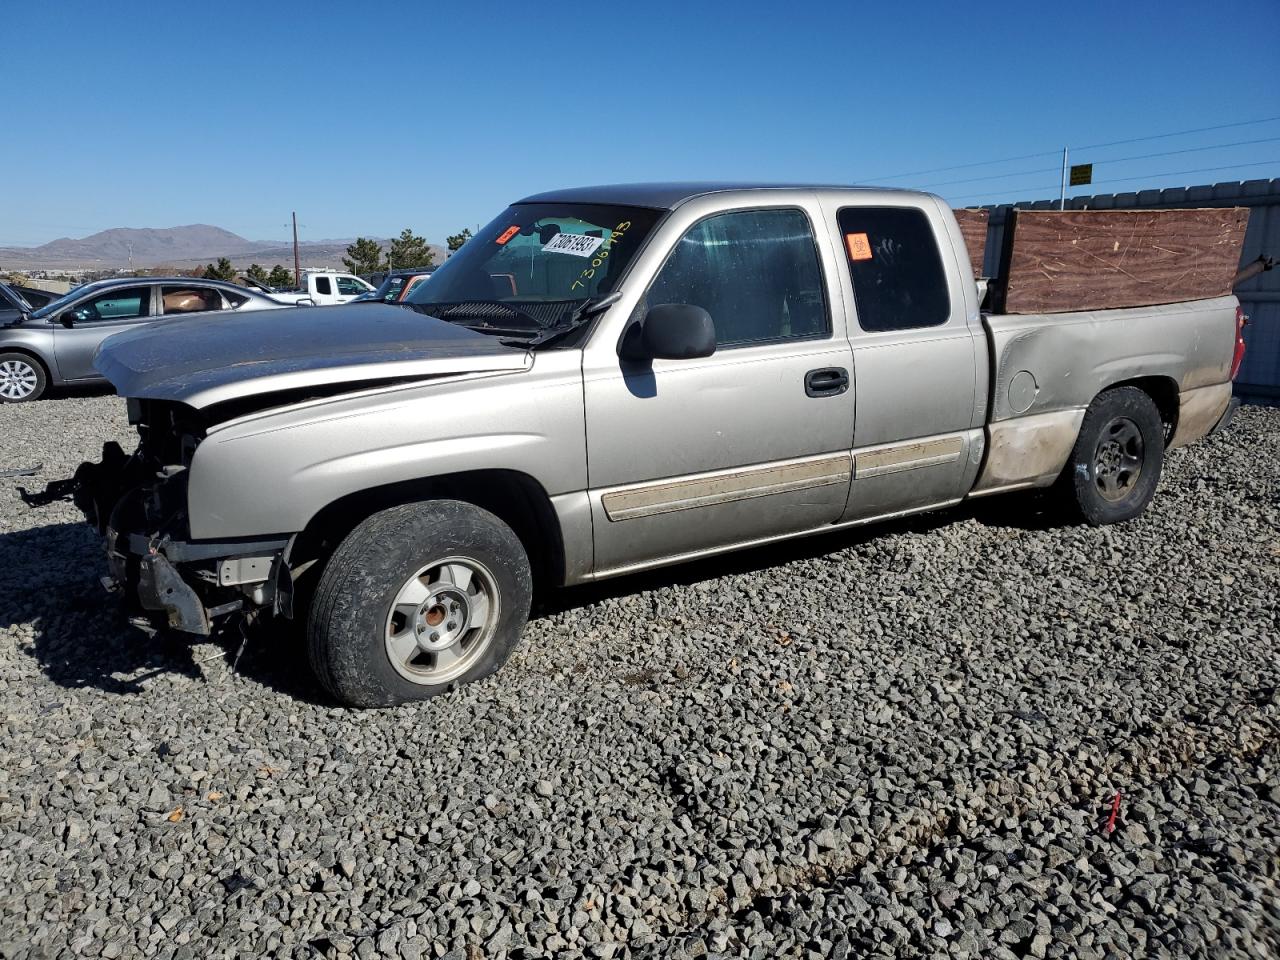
999 208 1249 314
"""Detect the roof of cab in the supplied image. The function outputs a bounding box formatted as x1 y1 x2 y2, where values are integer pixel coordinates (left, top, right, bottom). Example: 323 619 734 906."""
517 182 910 210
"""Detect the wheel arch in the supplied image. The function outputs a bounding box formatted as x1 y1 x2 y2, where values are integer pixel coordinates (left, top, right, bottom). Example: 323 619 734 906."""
290 469 568 590
1093 375 1179 446
0 346 54 378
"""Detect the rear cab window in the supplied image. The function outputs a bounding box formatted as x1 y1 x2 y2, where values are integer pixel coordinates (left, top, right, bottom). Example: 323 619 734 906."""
314 276 333 296
837 206 949 332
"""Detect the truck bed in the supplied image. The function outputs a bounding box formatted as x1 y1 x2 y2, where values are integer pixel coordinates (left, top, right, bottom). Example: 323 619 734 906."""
971 294 1237 493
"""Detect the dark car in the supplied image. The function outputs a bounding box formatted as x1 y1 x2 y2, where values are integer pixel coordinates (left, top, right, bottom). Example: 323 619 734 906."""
2 284 61 310
0 277 288 402
0 282 37 326
353 267 437 304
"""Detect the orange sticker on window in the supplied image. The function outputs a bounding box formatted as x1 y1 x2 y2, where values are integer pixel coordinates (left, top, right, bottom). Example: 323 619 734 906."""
845 232 873 261
496 225 520 245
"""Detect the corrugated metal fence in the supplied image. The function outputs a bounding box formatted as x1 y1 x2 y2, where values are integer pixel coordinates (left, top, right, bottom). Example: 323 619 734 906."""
980 178 1280 398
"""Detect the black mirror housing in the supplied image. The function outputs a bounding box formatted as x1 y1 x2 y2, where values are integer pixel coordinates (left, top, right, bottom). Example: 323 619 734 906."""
59 313 76 328
635 303 717 360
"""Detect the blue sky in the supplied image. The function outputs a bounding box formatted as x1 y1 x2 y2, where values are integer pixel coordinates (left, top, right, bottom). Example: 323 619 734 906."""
4 0 1277 246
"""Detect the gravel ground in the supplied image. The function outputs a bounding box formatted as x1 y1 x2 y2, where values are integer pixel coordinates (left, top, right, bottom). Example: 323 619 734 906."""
1 394 1277 960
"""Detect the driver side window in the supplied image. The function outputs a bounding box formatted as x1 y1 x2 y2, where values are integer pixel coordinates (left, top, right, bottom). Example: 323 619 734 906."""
71 286 151 322
645 209 828 348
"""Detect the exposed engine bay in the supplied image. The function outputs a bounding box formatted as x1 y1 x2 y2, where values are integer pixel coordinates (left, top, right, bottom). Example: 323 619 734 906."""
26 398 292 636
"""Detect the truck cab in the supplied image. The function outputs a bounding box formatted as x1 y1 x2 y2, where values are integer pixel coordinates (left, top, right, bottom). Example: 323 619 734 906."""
271 269 374 306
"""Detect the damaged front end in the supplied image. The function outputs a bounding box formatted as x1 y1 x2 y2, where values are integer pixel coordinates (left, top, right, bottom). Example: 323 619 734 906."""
24 399 292 636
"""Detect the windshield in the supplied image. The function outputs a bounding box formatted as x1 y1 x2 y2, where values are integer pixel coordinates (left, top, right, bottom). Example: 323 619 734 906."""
372 274 421 302
31 280 115 319
405 202 663 330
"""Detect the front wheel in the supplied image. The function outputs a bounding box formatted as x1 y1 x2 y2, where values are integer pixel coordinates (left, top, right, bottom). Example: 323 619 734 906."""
1057 386 1165 525
0 353 47 402
307 500 532 707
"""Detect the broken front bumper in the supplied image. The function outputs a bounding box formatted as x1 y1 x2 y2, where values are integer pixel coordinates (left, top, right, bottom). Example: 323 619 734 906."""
108 530 292 635
27 441 293 636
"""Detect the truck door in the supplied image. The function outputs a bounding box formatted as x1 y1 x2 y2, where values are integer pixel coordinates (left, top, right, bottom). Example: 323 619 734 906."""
311 274 334 305
335 275 368 303
583 204 856 576
827 200 984 519
52 284 156 381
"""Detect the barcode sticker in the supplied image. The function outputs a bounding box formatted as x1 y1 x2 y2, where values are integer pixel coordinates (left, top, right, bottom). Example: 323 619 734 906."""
542 233 605 257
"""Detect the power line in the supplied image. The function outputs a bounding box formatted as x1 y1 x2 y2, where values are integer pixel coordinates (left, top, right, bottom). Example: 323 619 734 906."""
944 158 1279 204
1085 135 1280 167
917 165 1062 189
949 185 1061 203
861 150 1060 183
928 137 1280 191
861 114 1280 184
1086 158 1280 187
1076 115 1280 151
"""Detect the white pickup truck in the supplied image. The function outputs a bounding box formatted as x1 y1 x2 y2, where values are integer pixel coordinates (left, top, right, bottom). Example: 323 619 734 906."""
269 269 374 306
43 182 1246 707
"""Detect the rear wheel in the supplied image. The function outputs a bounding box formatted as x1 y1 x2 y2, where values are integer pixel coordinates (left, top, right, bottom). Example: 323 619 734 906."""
0 353 47 402
1058 386 1164 525
307 499 532 707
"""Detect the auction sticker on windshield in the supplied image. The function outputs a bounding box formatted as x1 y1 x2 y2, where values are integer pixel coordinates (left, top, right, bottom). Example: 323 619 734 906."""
543 233 605 257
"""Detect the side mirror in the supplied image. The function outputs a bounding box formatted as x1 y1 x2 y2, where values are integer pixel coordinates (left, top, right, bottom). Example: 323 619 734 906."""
624 303 717 361
59 313 77 328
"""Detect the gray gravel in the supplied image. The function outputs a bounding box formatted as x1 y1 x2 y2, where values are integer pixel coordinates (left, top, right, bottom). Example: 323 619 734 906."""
1 394 1278 959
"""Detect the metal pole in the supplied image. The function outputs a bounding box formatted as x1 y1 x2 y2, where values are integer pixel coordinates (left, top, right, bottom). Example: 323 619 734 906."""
292 212 301 287
1059 147 1069 210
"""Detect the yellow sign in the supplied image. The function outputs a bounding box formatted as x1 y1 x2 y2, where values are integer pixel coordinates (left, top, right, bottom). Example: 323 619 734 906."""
1069 163 1093 186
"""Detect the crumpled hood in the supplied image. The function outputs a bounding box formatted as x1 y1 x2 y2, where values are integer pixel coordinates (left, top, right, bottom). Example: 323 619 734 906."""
94 303 531 408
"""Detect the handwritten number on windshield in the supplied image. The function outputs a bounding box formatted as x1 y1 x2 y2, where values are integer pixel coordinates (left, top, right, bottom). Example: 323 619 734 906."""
570 221 632 292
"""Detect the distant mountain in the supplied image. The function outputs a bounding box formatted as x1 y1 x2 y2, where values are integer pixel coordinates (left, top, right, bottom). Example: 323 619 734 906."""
0 224 445 272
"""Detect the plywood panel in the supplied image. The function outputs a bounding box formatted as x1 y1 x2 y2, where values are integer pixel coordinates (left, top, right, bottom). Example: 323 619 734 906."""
999 208 1249 314
952 209 989 278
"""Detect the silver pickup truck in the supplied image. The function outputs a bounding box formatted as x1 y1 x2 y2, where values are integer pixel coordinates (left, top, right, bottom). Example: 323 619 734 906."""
45 183 1245 707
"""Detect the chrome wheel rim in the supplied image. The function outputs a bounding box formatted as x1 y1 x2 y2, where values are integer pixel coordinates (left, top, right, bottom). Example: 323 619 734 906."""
0 359 37 400
1092 416 1144 502
384 557 500 685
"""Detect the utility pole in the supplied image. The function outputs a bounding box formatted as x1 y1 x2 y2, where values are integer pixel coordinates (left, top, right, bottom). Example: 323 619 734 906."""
292 211 301 288
1059 147 1069 211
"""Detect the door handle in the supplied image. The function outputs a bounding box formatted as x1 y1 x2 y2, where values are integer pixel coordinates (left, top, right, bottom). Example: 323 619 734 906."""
804 367 849 398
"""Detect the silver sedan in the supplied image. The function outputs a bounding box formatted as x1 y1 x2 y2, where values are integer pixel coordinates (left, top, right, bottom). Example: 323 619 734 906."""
0 277 290 401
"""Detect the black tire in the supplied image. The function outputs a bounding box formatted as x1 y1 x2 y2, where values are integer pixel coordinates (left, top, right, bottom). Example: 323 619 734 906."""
0 352 48 402
307 499 532 707
1057 386 1164 525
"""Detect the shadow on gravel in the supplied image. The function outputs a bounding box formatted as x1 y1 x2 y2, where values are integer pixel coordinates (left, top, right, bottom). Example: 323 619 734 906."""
1 521 329 703
534 491 1067 621
5 491 1066 702
1 523 204 695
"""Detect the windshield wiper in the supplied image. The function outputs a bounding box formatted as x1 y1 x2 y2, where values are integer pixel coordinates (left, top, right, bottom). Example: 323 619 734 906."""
408 300 548 330
523 292 623 348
